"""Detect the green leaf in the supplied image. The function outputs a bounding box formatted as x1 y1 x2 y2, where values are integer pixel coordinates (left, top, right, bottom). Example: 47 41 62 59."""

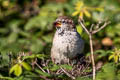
96 63 116 80
23 54 46 60
9 64 18 74
7 20 22 29
42 34 52 43
0 76 14 80
94 50 105 54
109 55 114 60
35 69 50 77
60 64 72 70
23 54 36 60
94 50 107 59
30 39 44 53
14 64 22 77
76 25 83 35
50 64 60 71
106 26 116 37
95 7 104 12
8 32 18 43
9 64 22 77
21 61 32 71
36 54 46 59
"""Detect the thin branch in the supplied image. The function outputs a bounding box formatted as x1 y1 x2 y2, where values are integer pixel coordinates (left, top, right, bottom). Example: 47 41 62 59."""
78 18 110 80
95 20 102 29
78 19 90 35
82 74 93 78
39 75 51 80
89 34 95 80
35 59 46 73
45 60 50 73
90 24 94 32
60 67 75 80
35 62 46 73
92 21 111 34
78 19 96 80
56 69 62 74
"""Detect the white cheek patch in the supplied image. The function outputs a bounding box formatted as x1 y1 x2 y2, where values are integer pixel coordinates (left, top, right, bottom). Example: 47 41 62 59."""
56 27 63 34
62 19 65 22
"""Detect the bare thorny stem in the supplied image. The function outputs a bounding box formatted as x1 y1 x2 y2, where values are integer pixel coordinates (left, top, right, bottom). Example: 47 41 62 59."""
78 18 110 80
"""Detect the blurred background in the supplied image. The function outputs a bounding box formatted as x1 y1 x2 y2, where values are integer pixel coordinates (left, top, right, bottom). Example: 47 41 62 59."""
0 0 120 54
0 0 120 79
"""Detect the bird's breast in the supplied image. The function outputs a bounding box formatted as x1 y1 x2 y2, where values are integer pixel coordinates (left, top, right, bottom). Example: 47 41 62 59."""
52 31 84 59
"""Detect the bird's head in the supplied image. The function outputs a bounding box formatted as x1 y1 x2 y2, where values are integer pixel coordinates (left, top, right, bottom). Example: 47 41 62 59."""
53 16 75 32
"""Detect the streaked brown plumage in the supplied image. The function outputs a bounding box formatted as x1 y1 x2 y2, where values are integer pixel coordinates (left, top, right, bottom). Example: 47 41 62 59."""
51 16 84 64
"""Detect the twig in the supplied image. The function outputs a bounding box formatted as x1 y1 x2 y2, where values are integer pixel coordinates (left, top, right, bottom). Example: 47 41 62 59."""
79 18 96 80
56 69 62 74
78 18 110 80
90 24 94 32
35 59 46 73
35 62 46 73
80 64 85 75
60 67 75 80
82 74 93 78
92 21 111 34
46 60 50 73
78 19 90 35
89 34 95 80
95 20 102 29
8 52 12 69
39 75 51 80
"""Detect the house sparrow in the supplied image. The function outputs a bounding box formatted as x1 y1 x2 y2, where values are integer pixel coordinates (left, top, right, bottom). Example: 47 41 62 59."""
51 16 84 64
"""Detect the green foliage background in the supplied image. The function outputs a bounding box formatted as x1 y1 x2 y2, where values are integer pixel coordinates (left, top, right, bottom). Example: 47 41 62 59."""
0 0 120 80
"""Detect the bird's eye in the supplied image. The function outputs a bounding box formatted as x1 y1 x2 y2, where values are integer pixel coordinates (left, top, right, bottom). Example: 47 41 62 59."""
61 19 65 23
62 21 65 23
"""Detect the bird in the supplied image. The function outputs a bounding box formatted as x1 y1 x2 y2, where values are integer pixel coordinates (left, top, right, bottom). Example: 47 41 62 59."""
51 16 84 64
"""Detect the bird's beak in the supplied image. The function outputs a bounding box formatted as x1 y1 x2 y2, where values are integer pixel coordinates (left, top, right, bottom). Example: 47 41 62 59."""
53 21 61 28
